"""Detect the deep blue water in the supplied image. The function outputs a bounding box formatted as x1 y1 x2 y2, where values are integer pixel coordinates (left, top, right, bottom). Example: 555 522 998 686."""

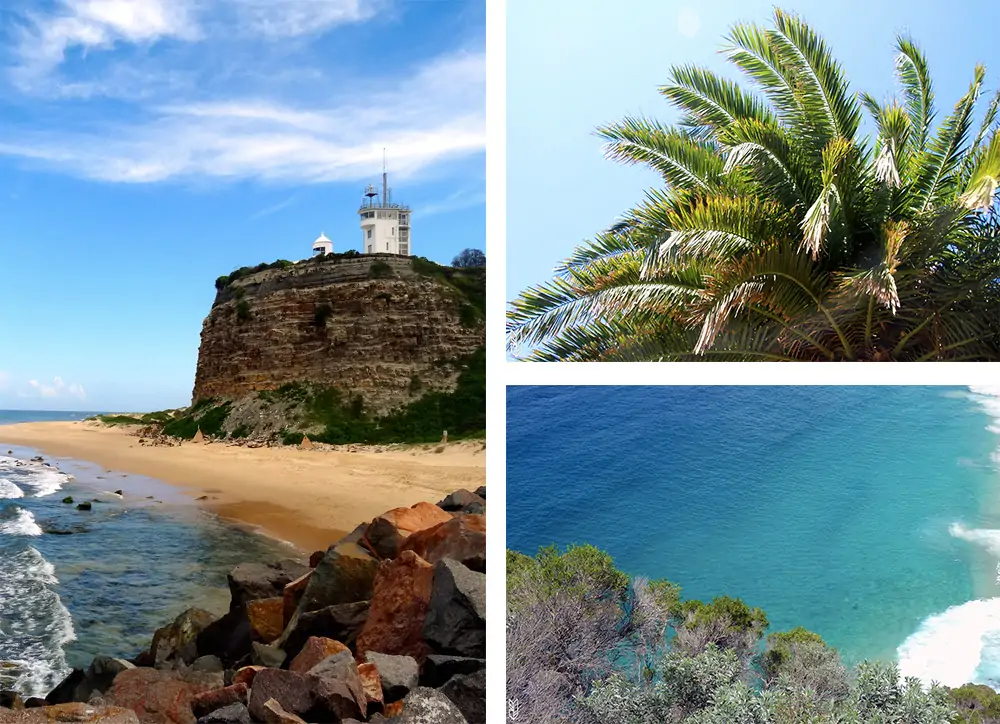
0 411 299 697
507 386 1000 688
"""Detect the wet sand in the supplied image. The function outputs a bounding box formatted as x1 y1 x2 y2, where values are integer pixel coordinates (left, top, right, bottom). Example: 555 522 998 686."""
0 421 485 552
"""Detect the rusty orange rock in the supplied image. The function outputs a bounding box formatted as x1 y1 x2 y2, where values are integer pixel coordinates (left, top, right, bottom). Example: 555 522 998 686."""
355 550 434 663
357 662 384 714
366 502 453 559
287 636 350 674
231 666 266 688
399 514 485 572
247 597 285 643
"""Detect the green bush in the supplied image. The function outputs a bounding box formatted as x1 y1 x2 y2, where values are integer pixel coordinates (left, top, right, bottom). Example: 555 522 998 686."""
368 260 394 279
281 430 305 446
235 300 250 321
162 401 233 440
230 424 251 439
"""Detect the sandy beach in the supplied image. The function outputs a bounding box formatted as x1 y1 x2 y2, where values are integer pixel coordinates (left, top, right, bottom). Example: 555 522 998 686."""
0 421 485 553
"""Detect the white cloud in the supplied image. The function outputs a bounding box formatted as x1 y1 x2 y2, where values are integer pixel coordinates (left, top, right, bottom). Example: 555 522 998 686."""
12 0 200 88
419 187 486 218
677 7 701 38
224 0 383 38
27 376 87 400
0 49 486 184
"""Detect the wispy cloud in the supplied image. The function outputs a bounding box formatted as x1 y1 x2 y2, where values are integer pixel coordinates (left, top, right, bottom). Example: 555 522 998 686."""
419 187 487 217
250 194 300 220
27 376 87 400
0 47 485 184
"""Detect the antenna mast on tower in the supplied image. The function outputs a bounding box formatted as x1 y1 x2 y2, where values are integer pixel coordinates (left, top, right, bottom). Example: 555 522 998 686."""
382 149 388 206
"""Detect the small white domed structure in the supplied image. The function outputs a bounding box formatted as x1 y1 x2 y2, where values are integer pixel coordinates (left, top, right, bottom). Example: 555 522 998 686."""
313 232 333 256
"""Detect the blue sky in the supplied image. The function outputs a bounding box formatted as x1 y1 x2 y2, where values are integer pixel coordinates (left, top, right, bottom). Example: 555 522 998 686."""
507 0 1000 302
0 0 484 412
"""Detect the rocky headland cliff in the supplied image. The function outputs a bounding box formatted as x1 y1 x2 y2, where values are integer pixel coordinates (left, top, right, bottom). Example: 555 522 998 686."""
195 254 484 413
0 486 487 724
100 253 485 445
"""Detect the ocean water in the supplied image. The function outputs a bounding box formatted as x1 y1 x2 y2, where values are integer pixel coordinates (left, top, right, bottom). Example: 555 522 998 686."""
507 386 1000 689
0 411 299 698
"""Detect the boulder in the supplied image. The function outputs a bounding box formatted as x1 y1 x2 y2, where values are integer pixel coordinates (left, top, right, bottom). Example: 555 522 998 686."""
246 670 312 723
356 551 435 663
356 663 383 714
190 684 248 719
278 602 369 660
22 699 45 709
287 638 349 674
305 655 366 722
80 656 136 700
45 669 86 705
250 643 286 669
0 704 140 724
399 515 485 573
151 609 217 667
421 656 485 689
295 543 379 614
190 657 223 674
393 688 468 724
229 668 264 690
440 670 485 724
106 667 223 724
422 560 485 658
366 503 452 560
76 502 92 511
195 611 252 669
228 561 311 612
434 490 483 512
195 702 250 724
246 598 285 643
474 486 485 500
261 699 306 724
363 653 418 703
282 572 313 629
0 692 23 709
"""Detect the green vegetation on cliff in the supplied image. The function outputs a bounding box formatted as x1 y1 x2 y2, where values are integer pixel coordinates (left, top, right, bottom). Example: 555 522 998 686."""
507 544 1000 723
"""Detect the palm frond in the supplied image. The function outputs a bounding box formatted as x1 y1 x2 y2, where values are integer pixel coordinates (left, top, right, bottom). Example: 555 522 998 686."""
960 130 1000 211
911 64 985 211
659 65 778 141
596 117 724 191
895 36 935 155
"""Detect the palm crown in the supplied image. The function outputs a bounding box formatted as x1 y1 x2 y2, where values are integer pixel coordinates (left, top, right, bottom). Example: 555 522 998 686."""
507 9 1000 361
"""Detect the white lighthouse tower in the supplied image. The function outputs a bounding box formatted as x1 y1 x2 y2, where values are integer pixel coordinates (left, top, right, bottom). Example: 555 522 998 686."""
312 232 333 256
359 153 411 256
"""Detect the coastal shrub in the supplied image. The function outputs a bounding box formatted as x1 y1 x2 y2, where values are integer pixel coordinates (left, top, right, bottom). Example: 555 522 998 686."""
235 299 250 321
161 401 232 440
408 375 423 395
281 430 305 446
368 260 394 279
410 257 486 322
98 415 146 426
234 286 246 299
508 543 969 724
230 424 251 439
458 303 481 328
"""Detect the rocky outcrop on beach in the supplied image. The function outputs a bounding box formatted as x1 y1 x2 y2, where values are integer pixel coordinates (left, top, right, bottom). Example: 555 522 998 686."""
0 487 486 724
191 256 485 414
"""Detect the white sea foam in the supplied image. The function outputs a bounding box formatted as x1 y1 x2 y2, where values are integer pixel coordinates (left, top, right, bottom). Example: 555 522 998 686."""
898 598 1000 687
0 478 25 499
0 508 43 536
0 547 75 697
0 456 71 497
950 522 1000 557
970 386 1000 437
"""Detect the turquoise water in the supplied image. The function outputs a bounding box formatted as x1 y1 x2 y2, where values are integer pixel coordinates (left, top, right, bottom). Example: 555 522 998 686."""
0 412 299 698
506 386 1000 688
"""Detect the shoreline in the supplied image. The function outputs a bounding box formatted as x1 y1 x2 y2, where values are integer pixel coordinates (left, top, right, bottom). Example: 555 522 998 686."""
0 421 485 553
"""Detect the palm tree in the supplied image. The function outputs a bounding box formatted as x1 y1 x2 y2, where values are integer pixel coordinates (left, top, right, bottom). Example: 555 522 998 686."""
506 9 1000 361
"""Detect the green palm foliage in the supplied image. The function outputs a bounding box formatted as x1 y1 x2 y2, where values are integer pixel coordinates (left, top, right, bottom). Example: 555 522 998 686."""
507 9 1000 361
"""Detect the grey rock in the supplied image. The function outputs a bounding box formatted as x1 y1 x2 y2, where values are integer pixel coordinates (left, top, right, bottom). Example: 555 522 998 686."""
191 656 224 673
394 687 468 723
247 669 313 722
197 702 252 724
435 490 483 512
421 656 485 688
296 543 379 614
421 560 486 658
278 601 370 662
251 642 286 669
228 560 311 611
363 652 418 703
151 608 217 666
440 670 485 723
474 486 485 500
306 654 366 722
